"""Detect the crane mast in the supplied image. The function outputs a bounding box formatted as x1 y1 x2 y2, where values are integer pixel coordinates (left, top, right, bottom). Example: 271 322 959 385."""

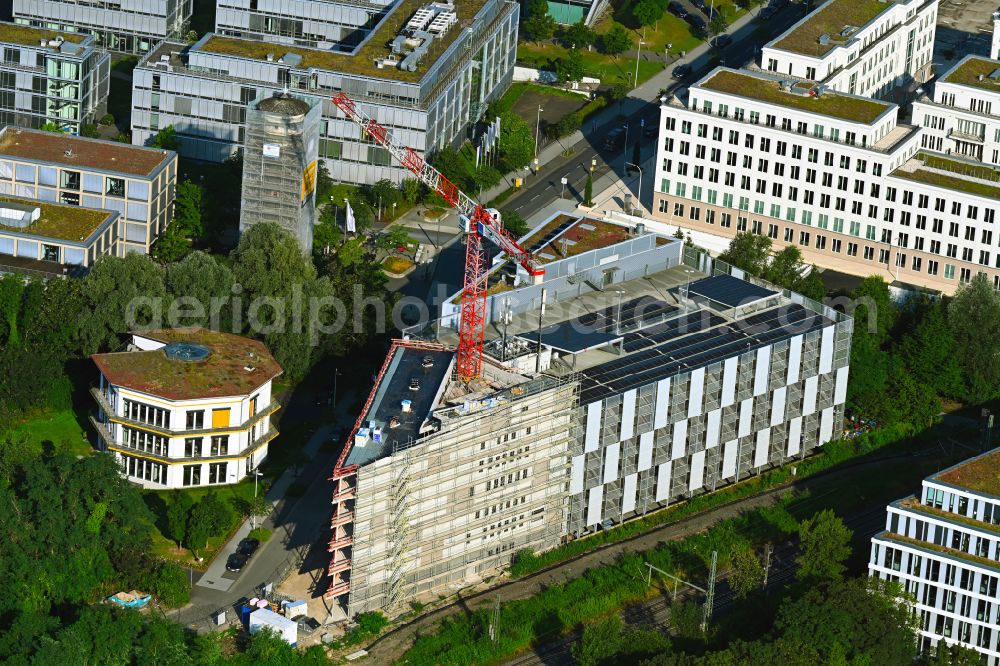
331 92 544 381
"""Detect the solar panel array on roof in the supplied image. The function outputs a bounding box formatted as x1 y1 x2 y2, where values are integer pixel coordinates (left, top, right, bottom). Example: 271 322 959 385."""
686 274 777 308
576 296 678 333
579 303 831 403
515 321 621 354
620 311 728 353
526 217 578 251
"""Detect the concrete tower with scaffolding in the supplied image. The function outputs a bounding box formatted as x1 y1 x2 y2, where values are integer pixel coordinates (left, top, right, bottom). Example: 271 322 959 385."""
240 91 321 253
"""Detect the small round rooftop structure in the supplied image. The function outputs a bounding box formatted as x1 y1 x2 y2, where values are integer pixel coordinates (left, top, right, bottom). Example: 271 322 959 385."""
162 342 212 362
257 92 311 116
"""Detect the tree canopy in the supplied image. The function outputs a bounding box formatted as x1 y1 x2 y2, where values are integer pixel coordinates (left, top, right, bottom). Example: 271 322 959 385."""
601 23 633 55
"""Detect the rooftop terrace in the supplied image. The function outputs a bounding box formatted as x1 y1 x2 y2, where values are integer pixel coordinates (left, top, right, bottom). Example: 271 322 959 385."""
0 22 86 47
0 196 111 242
523 215 635 264
940 56 1000 93
891 152 1000 200
199 0 481 83
697 69 891 123
771 0 895 57
0 127 173 177
92 328 283 401
935 447 1000 498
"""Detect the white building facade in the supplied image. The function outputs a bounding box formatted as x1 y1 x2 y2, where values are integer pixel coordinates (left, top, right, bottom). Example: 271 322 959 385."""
870 449 1000 664
760 0 936 98
651 67 1000 294
91 330 282 489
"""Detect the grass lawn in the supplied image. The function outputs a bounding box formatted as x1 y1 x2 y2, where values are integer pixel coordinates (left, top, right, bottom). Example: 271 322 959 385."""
518 42 665 87
6 408 93 457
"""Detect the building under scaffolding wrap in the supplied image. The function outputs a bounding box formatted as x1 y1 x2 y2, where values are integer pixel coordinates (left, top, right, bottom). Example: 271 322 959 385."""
327 211 853 616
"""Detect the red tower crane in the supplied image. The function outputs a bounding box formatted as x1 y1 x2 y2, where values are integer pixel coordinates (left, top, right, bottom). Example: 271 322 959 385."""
331 92 544 381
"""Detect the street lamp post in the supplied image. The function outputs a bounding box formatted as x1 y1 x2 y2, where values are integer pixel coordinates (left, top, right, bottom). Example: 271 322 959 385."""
634 41 644 88
534 105 544 158
625 162 643 213
332 367 341 408
251 470 264 529
622 123 629 171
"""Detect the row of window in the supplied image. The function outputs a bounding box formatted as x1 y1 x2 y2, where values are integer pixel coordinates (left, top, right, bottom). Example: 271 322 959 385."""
182 461 229 486
121 452 166 484
123 398 168 428
121 425 167 456
184 435 231 458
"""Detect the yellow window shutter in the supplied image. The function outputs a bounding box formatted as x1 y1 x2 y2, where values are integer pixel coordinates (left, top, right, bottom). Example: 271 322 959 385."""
212 408 230 428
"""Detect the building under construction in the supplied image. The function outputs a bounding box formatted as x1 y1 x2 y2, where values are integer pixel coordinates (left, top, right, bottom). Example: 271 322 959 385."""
327 213 853 616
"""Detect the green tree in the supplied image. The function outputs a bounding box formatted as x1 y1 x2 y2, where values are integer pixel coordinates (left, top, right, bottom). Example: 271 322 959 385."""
316 161 334 203
79 254 166 355
166 493 194 548
164 251 235 329
150 125 180 150
851 276 895 343
884 366 940 428
847 329 890 418
499 209 529 238
313 205 343 253
497 112 535 169
562 20 596 48
39 121 63 133
763 245 803 287
584 172 594 206
948 273 1000 403
174 180 207 238
922 642 985 666
371 178 401 214
795 510 852 584
601 23 633 56
608 82 629 103
632 0 663 28
719 232 772 275
400 177 423 203
793 268 826 302
186 492 232 552
551 112 582 138
897 300 962 398
0 274 22 346
573 616 625 666
79 124 101 138
153 220 191 262
556 53 586 82
710 12 730 36
376 225 416 253
728 547 764 599
521 0 556 41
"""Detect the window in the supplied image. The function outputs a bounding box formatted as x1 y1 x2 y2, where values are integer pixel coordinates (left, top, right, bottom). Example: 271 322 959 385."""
186 410 204 430
212 408 230 428
123 399 168 428
183 464 202 486
209 462 228 484
185 437 201 457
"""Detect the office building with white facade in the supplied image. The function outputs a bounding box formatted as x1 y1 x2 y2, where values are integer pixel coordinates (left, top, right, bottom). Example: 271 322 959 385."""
12 0 192 55
651 66 1000 294
870 448 1000 664
0 127 177 255
914 55 1000 166
216 0 393 49
0 23 109 133
131 0 518 186
760 0 936 98
326 212 852 617
91 329 282 489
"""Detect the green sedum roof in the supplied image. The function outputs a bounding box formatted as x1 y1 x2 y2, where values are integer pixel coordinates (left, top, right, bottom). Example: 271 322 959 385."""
771 0 895 57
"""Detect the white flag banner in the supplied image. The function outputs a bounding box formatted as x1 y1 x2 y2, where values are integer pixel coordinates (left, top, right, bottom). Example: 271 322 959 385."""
476 144 481 167
345 201 356 233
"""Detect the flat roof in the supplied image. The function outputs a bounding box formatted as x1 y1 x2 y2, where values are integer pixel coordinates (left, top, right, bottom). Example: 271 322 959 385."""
934 447 1000 498
940 56 1000 93
770 0 895 57
0 127 173 177
0 196 111 243
697 69 891 124
891 152 1000 200
92 328 283 401
515 324 622 354
523 215 633 264
687 274 778 308
0 22 86 47
198 0 481 83
345 346 453 466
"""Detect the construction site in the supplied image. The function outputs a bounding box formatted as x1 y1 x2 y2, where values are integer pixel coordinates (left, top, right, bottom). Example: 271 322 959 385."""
325 211 854 618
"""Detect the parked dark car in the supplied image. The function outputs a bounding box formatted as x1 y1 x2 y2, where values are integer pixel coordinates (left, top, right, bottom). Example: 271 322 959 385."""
684 13 706 32
602 127 626 150
667 1 687 17
758 5 777 20
237 538 260 558
672 63 692 79
226 553 248 572
713 34 733 48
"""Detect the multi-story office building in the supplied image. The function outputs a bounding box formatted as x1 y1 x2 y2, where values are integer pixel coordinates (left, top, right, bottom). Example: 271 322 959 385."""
131 0 518 185
0 23 109 133
91 329 283 489
651 67 1000 294
0 127 177 256
12 0 192 55
914 55 1000 166
760 0 936 98
870 448 1000 664
215 0 392 49
326 212 852 616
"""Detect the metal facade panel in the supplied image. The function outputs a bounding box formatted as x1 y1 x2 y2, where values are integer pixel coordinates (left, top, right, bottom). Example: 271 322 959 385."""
753 345 772 396
722 439 737 477
834 366 849 405
820 406 834 444
689 450 705 491
787 416 802 457
819 326 834 374
622 473 638 514
570 454 585 494
754 428 770 468
671 419 688 460
705 408 721 449
603 442 621 484
721 357 738 407
585 401 602 452
586 485 604 526
688 367 705 418
654 378 670 429
770 386 787 427
638 431 654 471
787 334 803 385
738 398 754 438
803 375 818 416
655 462 672 502
620 389 637 441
